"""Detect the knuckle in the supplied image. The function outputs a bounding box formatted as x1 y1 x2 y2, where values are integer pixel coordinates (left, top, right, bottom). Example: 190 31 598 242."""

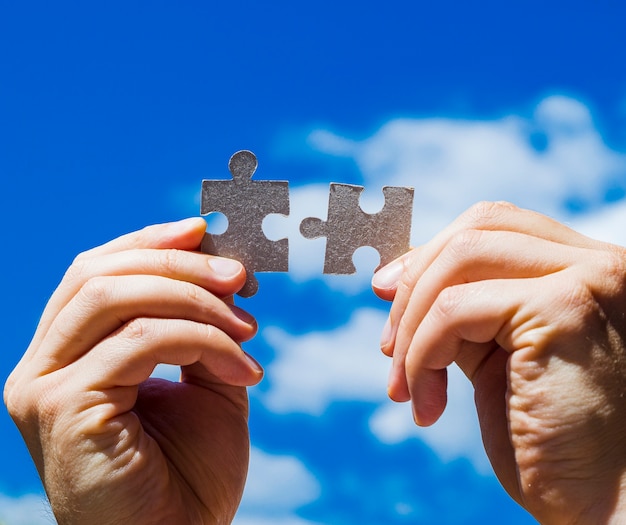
193 320 216 342
445 229 486 260
395 254 420 295
4 390 29 425
78 276 114 308
3 372 21 418
119 317 150 342
396 311 415 342
139 222 163 240
550 277 594 326
182 281 204 305
432 286 464 321
547 268 598 322
597 248 626 291
62 253 90 285
4 372 44 426
463 200 518 228
396 270 415 299
200 322 214 342
128 223 158 247
158 248 184 275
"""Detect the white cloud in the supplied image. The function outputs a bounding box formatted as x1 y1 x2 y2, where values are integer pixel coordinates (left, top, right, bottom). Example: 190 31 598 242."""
570 198 626 247
234 448 322 524
309 95 626 246
177 95 626 477
259 308 490 472
258 95 626 474
196 96 626 292
260 309 390 415
369 364 491 474
263 95 626 293
0 493 52 525
262 183 330 282
262 184 384 293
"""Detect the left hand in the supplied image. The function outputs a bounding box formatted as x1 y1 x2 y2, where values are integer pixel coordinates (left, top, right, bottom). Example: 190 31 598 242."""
4 218 262 524
372 201 626 524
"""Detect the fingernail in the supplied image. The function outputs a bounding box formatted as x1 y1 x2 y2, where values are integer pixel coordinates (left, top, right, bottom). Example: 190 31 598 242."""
372 259 404 290
168 217 206 232
380 316 393 349
208 257 243 279
412 403 422 426
244 351 264 374
229 305 257 326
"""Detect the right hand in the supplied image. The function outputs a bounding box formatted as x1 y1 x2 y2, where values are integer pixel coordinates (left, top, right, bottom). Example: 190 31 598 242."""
4 218 263 524
372 202 626 524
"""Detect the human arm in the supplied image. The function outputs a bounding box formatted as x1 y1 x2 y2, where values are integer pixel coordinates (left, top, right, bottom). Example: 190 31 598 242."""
3 218 263 524
372 202 626 524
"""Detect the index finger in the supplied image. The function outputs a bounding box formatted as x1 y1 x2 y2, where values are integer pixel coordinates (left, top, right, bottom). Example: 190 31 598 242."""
373 201 602 357
26 218 226 356
79 217 208 258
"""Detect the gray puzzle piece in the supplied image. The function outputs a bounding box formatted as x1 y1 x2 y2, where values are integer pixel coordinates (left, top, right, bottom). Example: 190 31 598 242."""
200 150 289 297
300 183 414 274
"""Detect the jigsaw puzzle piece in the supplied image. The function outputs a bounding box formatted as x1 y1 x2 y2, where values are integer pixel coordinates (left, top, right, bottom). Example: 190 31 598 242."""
300 183 414 274
200 150 289 297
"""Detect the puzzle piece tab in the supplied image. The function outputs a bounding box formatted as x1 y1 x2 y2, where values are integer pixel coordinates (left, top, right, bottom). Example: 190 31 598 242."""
299 184 414 274
200 150 289 297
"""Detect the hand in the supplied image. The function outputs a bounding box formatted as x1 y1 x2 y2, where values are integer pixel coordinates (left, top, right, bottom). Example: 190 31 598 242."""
372 202 626 524
4 218 263 524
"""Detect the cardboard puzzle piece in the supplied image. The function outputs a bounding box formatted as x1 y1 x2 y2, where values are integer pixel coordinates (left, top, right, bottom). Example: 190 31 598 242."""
200 150 289 297
299 183 414 274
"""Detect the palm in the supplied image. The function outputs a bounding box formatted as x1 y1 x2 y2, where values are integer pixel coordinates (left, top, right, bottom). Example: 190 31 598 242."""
128 378 250 523
5 220 262 525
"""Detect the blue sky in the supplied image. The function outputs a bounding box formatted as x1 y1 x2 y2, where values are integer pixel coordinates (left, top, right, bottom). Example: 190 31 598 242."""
3 1 626 523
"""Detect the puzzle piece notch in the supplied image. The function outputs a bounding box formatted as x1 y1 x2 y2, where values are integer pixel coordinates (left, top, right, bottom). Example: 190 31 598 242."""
228 149 258 182
300 183 414 274
200 150 289 297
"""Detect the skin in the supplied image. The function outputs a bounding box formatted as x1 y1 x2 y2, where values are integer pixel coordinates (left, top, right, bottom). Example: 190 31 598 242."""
371 201 626 524
6 203 626 524
4 218 263 524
